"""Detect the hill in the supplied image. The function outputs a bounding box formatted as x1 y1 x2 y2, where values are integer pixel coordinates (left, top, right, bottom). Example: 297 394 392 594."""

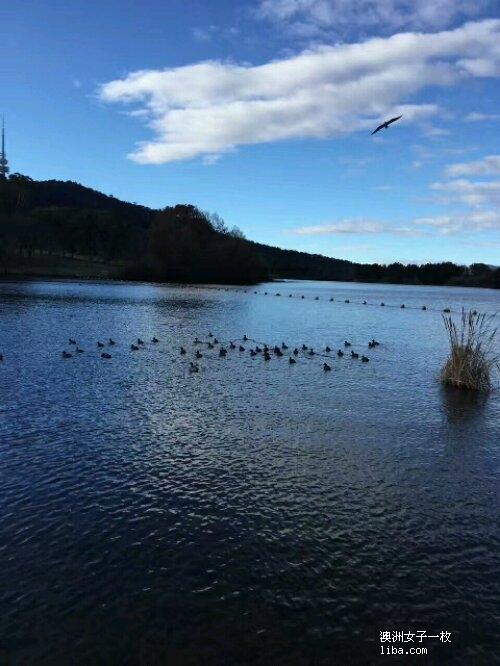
0 174 498 288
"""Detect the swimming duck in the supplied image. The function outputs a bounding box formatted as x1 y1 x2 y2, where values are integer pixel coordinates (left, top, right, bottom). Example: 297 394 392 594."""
289 294 292 297
152 337 159 343
371 339 380 346
400 304 405 309
363 301 367 305
137 338 144 345
254 291 257 294
315 296 319 300
308 349 315 356
301 295 305 299
264 344 269 352
289 357 296 364
275 348 284 357
330 297 334 302
472 310 478 315
325 346 331 352
302 344 308 350
219 347 227 357
243 334 248 341
239 345 245 352
422 305 427 310
97 341 104 348
62 351 72 358
255 346 262 353
0 354 3 361
109 338 116 345
189 362 199 373
281 342 288 349
194 337 201 344
196 350 203 359
230 342 236 349
351 351 359 358
250 349 257 357
293 348 299 356
264 352 271 361
443 308 450 313
323 363 331 372
214 338 219 344
337 350 344 357
131 344 139 351
344 341 351 347
180 347 186 355
276 293 281 296
381 302 385 306
76 347 84 353
69 338 76 345
264 292 268 295
207 342 214 349
345 299 350 303
101 352 112 359
208 332 213 338
361 355 369 362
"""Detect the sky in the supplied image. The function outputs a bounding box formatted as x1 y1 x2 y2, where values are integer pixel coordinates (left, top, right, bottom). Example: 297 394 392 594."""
2 0 500 265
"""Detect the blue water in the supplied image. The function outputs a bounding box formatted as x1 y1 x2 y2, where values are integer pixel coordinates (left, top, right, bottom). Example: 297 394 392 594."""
0 279 498 664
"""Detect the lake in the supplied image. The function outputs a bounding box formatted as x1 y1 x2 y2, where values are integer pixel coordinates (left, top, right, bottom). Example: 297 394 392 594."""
0 279 498 664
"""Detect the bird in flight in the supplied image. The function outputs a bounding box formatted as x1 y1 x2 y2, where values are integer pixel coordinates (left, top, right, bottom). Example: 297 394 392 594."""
371 114 403 135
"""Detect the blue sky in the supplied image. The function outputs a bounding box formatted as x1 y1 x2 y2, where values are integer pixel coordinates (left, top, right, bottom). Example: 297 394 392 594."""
2 0 500 265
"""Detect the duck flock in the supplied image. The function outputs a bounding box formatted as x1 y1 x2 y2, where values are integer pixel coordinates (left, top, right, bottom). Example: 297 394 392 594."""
38 332 381 375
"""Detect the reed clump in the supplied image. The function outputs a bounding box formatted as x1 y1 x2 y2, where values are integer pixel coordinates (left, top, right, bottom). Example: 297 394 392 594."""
440 309 499 391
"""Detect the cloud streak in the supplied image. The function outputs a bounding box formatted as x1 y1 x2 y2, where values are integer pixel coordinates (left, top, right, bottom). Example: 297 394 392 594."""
100 19 500 164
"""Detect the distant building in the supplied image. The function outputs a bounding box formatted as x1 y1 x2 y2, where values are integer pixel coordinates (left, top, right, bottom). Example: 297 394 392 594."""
0 118 9 179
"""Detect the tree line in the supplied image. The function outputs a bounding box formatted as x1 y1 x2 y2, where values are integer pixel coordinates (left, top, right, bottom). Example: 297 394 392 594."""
0 174 497 288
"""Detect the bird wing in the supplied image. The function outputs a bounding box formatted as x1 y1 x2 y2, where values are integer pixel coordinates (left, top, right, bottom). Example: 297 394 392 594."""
387 114 403 126
371 123 384 135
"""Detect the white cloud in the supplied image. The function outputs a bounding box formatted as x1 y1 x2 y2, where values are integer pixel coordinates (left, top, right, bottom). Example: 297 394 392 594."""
256 0 493 36
431 178 500 206
414 210 500 233
464 111 500 121
446 154 500 176
100 19 500 164
293 219 386 234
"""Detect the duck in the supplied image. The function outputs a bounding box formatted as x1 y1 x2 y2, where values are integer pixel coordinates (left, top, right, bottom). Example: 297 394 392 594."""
400 304 405 309
208 332 213 338
302 344 308 351
344 341 351 347
264 344 269 353
443 308 450 313
315 296 319 300
101 352 112 359
309 349 315 356
219 347 227 357
345 299 350 303
62 351 72 358
76 347 84 353
293 348 299 356
275 348 284 357
323 362 331 371
255 346 262 353
289 357 296 364
337 350 344 357
69 338 77 345
131 344 139 351
207 342 214 349
276 293 281 296
0 354 3 361
351 351 359 359
214 338 219 344
371 339 380 346
194 337 201 344
243 334 248 341
109 338 116 345
264 292 268 295
281 342 288 349
363 300 367 305
250 349 257 357
152 337 159 343
254 291 257 294
361 355 369 362
230 342 236 349
381 302 385 306
368 340 375 348
264 351 271 361
195 350 203 359
137 338 144 345
301 295 305 299
189 362 199 373
180 347 186 355
422 305 427 310
239 345 245 352
472 310 478 315
325 346 331 352
97 341 104 348
289 294 292 297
